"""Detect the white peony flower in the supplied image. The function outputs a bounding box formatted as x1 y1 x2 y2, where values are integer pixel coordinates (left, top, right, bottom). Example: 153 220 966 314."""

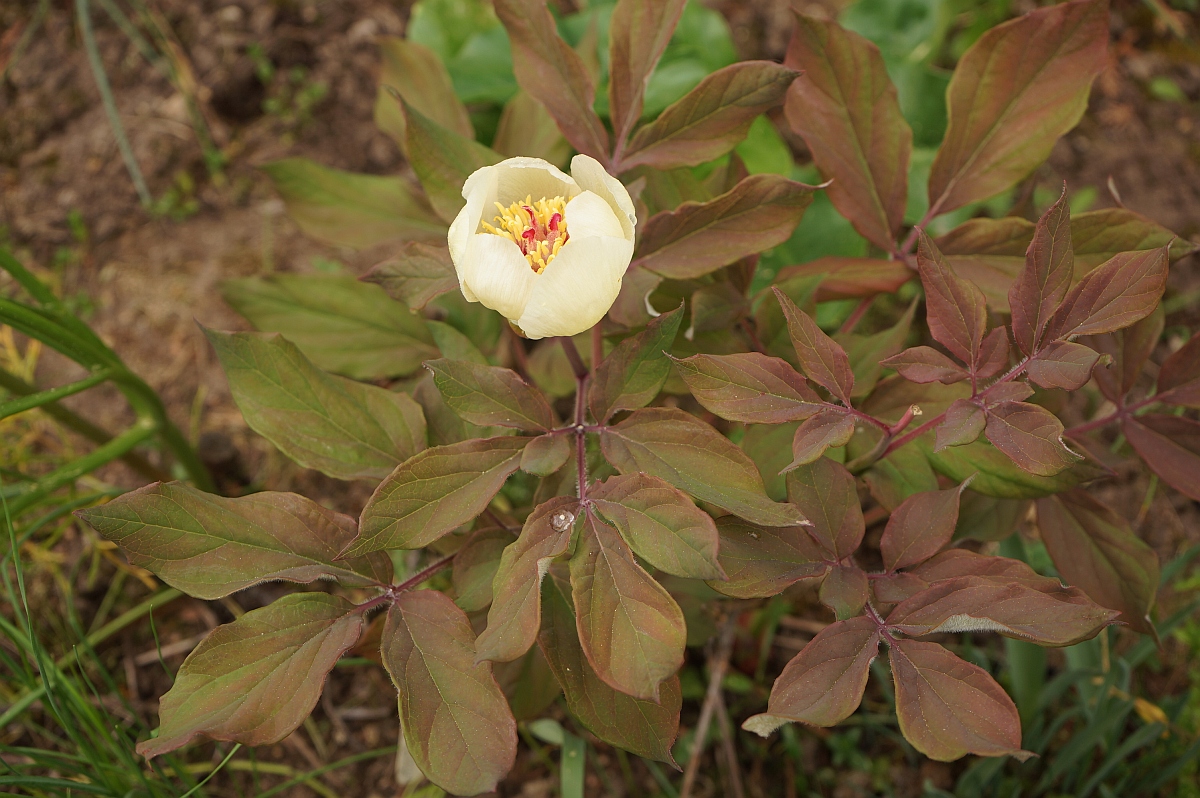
447 155 637 339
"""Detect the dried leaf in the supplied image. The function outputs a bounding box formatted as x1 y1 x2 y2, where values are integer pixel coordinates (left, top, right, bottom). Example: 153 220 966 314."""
744 617 879 735
671 352 823 423
350 436 527 555
926 0 1109 215
476 497 578 663
890 639 1029 761
205 329 426 481
383 591 517 796
494 0 609 160
591 473 723 580
635 175 816 280
783 13 910 250
78 484 389 600
601 407 805 527
137 593 363 758
570 513 687 701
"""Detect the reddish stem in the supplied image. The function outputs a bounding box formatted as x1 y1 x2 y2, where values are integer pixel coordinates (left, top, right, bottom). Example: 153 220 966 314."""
1066 395 1160 437
839 297 874 334
354 553 457 614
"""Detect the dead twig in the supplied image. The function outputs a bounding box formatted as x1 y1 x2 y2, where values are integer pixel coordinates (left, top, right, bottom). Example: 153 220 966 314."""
714 689 745 798
680 610 740 798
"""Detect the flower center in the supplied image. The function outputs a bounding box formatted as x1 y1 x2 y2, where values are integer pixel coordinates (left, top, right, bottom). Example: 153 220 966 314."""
481 195 570 274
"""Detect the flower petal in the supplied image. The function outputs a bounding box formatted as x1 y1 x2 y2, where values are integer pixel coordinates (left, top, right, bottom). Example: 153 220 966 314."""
460 233 538 321
517 235 634 339
492 157 579 207
450 166 497 269
570 154 636 241
565 191 626 241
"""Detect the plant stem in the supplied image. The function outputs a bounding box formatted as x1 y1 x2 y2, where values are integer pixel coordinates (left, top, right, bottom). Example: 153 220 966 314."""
560 335 589 381
1066 394 1160 437
680 611 740 798
561 334 594 500
838 297 874 334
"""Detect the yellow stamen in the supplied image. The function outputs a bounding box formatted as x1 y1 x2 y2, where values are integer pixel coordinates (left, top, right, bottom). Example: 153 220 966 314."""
482 195 570 274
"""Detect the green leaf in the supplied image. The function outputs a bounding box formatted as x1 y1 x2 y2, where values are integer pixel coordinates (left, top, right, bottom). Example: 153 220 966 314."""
601 407 805 527
590 473 723 580
744 616 879 736
862 444 939 512
837 300 916 399
261 158 444 248
926 0 1108 216
493 90 571 166
205 329 426 481
570 511 687 701
494 0 609 160
671 352 822 424
1071 207 1186 273
1035 490 1159 635
708 516 828 599
520 432 572 476
426 320 489 365
364 242 460 311
476 496 578 664
915 433 1103 499
621 62 799 171
634 175 816 280
783 409 856 471
402 97 504 223
221 273 437 381
785 457 863 560
427 358 555 431
539 575 680 764
935 216 1032 312
374 37 475 150
453 527 515 612
820 564 869 620
890 639 1029 761
350 436 528 554
783 13 911 251
77 483 389 600
588 306 684 423
382 590 518 796
136 593 364 758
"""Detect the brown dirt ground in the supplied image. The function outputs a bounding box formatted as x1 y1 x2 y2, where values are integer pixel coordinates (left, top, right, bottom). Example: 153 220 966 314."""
2 0 1200 796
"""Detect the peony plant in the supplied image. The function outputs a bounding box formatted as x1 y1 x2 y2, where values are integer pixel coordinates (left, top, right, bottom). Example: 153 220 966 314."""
77 0 1199 793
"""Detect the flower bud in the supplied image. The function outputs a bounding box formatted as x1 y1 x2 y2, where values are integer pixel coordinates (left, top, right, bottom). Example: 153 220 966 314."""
447 155 637 339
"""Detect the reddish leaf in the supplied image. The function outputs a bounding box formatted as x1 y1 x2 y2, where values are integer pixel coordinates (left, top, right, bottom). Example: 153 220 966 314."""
881 347 969 385
936 217 1033 311
350 437 527 555
634 175 816 280
402 98 504 223
785 456 864 560
909 549 1067 594
887 575 1117 646
1026 341 1101 391
839 300 917 399
774 288 855 404
589 305 684 423
494 0 609 161
77 483 389 600
783 13 910 250
862 446 939 512
137 593 363 758
744 617 879 735
373 38 474 147
1036 491 1159 635
521 432 571 476
383 591 517 796
476 497 578 663
607 0 688 150
773 257 913 301
601 407 805 527
1009 188 1073 355
570 512 687 701
709 517 829 598
622 62 800 171
976 326 1011 379
1072 207 1185 272
984 401 1079 477
934 399 985 451
890 639 1029 761
784 409 856 472
427 359 555 431
917 433 1107 500
982 382 1034 405
672 352 823 423
1157 331 1200 407
820 565 869 620
453 528 515 612
591 473 723 580
539 576 680 763
364 241 458 311
880 483 966 572
1124 415 1200 502
1086 305 1163 403
954 494 1030 543
917 233 988 369
1045 246 1170 341
872 572 928 604
926 0 1109 216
